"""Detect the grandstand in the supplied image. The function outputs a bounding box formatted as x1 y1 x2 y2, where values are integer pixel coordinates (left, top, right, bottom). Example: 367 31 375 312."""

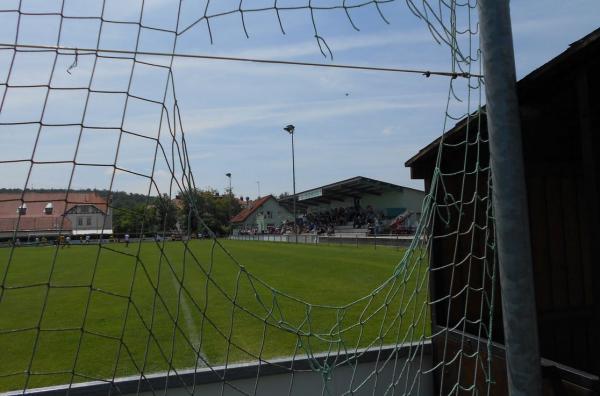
277 176 425 237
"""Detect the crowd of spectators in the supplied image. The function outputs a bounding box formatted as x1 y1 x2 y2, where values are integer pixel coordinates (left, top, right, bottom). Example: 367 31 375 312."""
235 205 387 236
298 206 383 234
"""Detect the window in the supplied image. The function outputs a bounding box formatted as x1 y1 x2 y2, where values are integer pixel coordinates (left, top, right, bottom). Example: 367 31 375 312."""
17 204 27 215
44 202 53 215
86 217 92 226
80 206 89 214
77 217 83 226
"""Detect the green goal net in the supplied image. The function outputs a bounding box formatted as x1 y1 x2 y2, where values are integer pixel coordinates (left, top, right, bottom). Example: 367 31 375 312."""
0 0 496 395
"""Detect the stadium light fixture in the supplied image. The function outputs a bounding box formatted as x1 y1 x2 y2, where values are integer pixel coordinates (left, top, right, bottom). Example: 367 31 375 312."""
282 124 297 243
225 173 232 195
283 124 295 134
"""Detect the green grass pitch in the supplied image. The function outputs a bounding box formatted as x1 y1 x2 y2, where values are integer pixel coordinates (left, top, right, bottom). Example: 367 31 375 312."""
0 240 428 392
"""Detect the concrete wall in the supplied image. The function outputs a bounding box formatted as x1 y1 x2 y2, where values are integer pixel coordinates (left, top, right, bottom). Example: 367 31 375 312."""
230 234 319 244
135 358 433 396
17 344 433 396
229 234 415 249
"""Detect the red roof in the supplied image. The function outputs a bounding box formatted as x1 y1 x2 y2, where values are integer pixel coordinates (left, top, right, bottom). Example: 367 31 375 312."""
0 192 108 232
230 195 273 224
0 216 73 232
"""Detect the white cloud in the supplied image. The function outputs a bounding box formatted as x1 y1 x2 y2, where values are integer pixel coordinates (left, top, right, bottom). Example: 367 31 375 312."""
216 30 433 60
181 94 438 135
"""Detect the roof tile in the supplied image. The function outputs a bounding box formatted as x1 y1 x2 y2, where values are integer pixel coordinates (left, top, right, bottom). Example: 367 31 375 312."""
230 195 272 224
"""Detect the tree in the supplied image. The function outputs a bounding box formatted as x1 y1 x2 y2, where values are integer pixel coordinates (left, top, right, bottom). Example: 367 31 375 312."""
110 193 178 235
113 203 154 235
154 194 178 232
178 188 242 236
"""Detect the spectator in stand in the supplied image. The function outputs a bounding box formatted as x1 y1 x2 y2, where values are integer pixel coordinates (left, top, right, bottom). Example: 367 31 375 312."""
300 205 391 233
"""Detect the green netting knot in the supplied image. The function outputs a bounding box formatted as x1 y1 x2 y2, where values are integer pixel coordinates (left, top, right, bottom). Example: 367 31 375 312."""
320 361 333 382
304 351 333 382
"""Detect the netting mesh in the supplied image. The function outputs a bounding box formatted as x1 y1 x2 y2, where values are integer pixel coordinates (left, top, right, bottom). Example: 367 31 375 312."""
0 0 495 395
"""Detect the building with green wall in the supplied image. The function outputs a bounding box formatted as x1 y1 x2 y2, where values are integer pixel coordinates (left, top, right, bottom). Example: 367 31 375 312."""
278 176 426 229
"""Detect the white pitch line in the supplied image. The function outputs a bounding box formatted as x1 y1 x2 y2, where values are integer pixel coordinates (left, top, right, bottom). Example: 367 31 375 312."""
169 272 208 367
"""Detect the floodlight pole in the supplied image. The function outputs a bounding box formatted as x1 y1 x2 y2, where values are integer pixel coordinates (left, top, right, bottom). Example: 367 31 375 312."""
478 1 542 395
284 124 298 244
226 172 232 235
291 129 297 244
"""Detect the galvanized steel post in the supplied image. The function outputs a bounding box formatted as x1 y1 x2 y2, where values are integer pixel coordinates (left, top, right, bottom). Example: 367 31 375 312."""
478 1 542 394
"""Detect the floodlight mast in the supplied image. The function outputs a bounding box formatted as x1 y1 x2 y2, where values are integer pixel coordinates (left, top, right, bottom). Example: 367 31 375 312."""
283 124 298 243
226 173 232 235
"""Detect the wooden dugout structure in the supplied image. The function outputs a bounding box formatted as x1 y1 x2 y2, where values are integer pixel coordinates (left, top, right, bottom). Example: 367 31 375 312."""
406 28 600 395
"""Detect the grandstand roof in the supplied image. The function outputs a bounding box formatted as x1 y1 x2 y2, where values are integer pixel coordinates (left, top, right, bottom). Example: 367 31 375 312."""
230 195 273 224
278 176 423 210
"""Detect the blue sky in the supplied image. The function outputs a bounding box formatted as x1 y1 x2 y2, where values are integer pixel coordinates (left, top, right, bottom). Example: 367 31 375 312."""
0 0 599 199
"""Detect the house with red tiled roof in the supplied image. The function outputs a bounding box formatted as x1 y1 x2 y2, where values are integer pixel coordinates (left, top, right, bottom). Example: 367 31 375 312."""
0 191 113 238
230 195 292 234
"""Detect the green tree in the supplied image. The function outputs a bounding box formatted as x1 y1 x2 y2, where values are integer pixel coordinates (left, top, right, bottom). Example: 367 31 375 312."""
154 194 178 232
113 203 154 235
178 188 242 236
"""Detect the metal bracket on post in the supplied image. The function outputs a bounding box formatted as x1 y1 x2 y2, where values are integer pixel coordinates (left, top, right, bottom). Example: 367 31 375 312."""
477 1 543 395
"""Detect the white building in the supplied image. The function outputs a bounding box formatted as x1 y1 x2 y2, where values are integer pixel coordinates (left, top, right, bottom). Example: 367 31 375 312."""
230 195 292 234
